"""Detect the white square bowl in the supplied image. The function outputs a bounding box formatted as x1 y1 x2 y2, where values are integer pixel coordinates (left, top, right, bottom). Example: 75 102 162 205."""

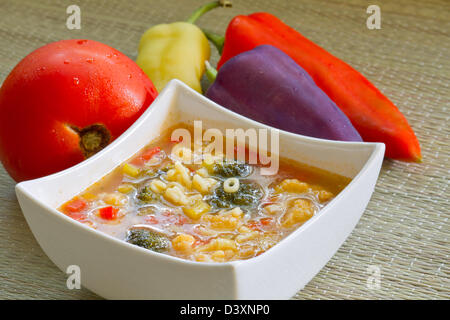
15 80 384 299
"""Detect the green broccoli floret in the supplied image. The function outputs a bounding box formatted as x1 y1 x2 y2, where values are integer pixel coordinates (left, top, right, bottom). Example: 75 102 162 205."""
211 160 252 178
208 182 263 208
136 186 159 203
125 228 170 252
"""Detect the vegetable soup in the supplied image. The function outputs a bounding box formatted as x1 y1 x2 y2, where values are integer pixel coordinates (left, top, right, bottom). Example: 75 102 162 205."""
60 123 350 262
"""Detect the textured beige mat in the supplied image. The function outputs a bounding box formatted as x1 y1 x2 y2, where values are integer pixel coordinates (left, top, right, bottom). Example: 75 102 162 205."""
0 0 448 299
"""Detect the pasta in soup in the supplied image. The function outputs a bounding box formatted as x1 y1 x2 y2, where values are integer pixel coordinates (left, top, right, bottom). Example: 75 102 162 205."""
60 123 350 262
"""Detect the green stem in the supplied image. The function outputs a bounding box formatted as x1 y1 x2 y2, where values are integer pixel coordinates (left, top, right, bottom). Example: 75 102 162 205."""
203 30 226 54
205 61 218 83
187 0 232 24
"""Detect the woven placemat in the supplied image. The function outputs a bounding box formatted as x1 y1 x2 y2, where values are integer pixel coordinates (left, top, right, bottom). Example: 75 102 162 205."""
0 0 448 300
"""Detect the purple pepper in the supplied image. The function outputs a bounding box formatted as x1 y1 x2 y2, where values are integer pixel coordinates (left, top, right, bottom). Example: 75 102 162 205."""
205 45 362 142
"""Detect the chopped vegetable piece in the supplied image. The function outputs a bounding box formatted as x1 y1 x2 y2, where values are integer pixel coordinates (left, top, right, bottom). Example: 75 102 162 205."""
172 234 196 253
67 211 87 221
183 198 211 220
260 217 273 226
163 211 189 226
123 163 140 177
63 198 87 213
275 179 309 194
317 190 334 203
82 193 96 201
281 199 315 228
144 215 159 224
141 147 161 161
125 228 170 252
208 182 262 208
246 220 261 231
103 192 126 206
98 206 119 220
211 160 252 178
137 186 159 203
117 184 134 194
199 237 237 252
131 147 162 166
201 213 239 230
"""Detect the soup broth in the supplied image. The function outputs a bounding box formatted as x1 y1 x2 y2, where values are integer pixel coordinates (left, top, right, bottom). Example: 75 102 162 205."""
60 123 351 262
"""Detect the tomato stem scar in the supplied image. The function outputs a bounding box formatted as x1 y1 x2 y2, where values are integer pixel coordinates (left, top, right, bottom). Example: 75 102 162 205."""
70 123 111 158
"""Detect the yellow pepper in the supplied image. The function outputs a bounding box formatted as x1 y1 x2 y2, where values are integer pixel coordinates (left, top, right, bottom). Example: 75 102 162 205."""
136 1 231 93
122 163 140 178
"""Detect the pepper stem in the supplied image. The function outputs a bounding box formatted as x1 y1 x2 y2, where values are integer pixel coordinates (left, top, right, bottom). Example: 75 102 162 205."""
202 30 226 54
187 0 232 24
205 61 218 83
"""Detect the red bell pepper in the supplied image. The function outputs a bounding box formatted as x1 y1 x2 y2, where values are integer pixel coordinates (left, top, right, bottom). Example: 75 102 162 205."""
131 146 161 166
98 206 119 220
63 198 87 213
141 146 161 161
207 12 421 162
62 198 88 221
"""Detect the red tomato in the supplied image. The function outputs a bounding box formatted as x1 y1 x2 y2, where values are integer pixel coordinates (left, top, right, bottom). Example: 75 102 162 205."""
0 39 158 182
98 206 118 220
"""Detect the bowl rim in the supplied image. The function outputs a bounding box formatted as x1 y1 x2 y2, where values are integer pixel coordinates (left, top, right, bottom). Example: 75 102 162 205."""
16 79 385 268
